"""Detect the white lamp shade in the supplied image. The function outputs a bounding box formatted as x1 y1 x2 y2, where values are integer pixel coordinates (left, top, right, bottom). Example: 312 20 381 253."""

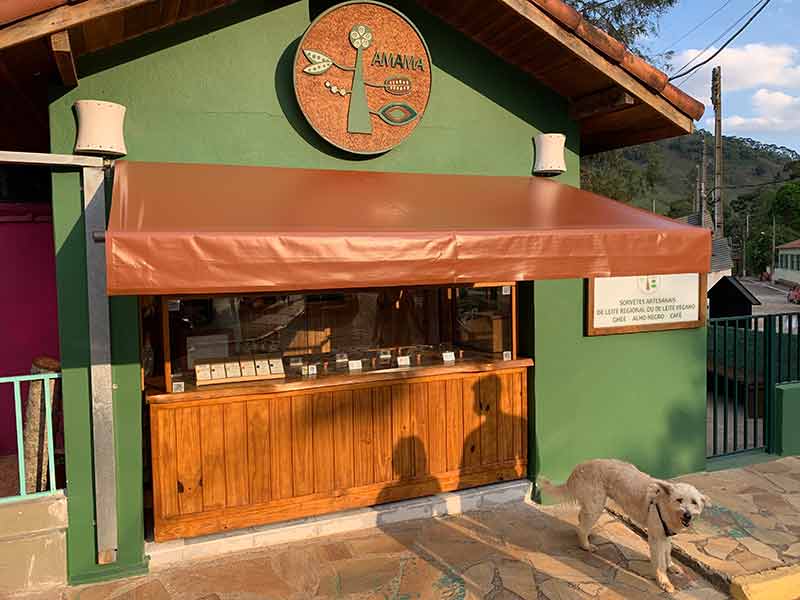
533 133 566 176
73 100 127 157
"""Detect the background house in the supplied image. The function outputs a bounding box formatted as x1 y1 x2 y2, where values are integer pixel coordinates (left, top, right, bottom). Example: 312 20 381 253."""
775 240 800 286
676 209 733 289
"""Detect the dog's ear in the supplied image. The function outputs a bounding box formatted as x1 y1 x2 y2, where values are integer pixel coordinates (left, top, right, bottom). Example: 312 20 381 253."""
656 480 674 496
702 494 712 508
647 480 673 503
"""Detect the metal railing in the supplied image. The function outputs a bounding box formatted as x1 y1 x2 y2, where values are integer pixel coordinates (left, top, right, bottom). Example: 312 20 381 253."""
0 372 61 503
707 313 800 459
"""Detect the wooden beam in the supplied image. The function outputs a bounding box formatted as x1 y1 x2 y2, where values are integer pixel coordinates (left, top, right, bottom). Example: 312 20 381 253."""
0 0 155 51
49 30 77 87
496 0 694 134
569 87 636 121
581 122 690 155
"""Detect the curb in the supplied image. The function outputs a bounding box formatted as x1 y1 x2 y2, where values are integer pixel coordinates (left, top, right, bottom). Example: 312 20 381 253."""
146 480 532 568
606 508 731 592
730 564 800 600
609 508 800 599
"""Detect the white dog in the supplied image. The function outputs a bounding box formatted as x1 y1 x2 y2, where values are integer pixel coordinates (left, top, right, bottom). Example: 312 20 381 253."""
538 459 710 593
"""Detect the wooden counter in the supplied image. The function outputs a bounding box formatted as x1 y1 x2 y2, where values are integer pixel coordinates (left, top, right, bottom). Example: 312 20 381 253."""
148 360 531 541
147 358 533 404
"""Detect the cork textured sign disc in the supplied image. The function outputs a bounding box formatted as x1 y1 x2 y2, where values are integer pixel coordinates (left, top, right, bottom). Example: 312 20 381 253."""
294 1 432 155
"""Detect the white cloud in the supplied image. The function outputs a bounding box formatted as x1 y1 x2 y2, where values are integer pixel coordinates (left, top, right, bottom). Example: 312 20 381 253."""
672 43 800 103
711 88 800 133
753 88 798 112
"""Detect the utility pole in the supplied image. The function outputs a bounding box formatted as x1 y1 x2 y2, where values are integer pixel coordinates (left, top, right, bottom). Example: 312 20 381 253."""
772 213 776 283
695 165 701 213
711 66 723 236
743 212 749 277
700 136 707 223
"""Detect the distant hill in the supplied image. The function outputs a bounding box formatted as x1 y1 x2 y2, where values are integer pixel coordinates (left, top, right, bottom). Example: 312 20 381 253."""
581 130 800 218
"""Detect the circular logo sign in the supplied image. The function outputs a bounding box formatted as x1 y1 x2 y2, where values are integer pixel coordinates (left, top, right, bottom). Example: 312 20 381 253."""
293 1 432 155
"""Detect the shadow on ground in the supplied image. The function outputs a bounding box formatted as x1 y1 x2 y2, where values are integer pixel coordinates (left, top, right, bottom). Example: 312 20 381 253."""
59 501 727 600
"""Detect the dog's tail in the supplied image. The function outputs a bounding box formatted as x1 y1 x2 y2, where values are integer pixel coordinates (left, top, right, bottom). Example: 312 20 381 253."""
536 477 574 503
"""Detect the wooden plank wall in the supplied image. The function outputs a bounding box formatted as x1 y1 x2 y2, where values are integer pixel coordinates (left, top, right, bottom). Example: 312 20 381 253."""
151 368 528 541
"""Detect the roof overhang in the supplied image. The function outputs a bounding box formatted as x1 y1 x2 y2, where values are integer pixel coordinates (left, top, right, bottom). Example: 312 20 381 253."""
0 0 704 155
416 0 703 153
106 161 711 296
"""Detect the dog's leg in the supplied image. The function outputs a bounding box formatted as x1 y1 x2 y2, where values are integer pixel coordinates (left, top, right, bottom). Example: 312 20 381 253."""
666 540 684 575
648 531 674 594
576 500 604 552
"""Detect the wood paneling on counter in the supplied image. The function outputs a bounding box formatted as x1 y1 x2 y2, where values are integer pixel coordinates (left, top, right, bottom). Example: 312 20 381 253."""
150 367 528 541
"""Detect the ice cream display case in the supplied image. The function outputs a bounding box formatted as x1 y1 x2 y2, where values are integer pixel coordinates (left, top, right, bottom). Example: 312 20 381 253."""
147 283 519 394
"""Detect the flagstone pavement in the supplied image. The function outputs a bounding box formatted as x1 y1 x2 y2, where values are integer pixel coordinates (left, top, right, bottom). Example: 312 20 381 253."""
11 499 728 600
664 455 800 588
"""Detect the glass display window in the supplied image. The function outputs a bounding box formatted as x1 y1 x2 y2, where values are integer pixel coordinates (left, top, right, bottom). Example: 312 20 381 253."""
145 283 516 393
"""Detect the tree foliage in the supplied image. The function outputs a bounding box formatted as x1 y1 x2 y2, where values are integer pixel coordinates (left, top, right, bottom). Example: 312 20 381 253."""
564 0 678 62
730 182 800 276
581 141 674 213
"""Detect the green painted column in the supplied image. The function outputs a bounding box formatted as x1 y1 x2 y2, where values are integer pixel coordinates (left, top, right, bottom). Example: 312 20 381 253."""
50 167 147 584
776 383 800 456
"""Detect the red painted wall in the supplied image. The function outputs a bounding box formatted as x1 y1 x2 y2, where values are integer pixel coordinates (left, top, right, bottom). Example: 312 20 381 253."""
0 204 59 455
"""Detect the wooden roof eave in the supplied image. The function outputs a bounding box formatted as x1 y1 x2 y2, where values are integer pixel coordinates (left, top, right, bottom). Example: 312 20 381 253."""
0 0 152 51
489 0 695 137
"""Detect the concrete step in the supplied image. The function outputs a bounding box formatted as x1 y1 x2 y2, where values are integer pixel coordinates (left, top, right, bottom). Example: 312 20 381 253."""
146 480 532 568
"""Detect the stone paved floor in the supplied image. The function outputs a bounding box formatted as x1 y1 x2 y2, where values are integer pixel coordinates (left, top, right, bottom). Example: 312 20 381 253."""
13 501 727 600
665 455 800 586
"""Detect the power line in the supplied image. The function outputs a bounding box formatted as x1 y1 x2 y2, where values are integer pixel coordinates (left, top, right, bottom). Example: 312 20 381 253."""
670 0 766 77
658 0 737 54
702 175 800 198
674 65 704 90
670 0 773 81
669 0 762 76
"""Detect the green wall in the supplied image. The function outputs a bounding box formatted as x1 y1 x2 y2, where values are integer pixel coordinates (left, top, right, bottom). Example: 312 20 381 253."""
52 0 579 176
48 0 704 584
533 279 707 482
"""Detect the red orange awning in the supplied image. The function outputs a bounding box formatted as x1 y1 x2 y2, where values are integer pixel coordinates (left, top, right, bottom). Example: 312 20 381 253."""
105 161 711 296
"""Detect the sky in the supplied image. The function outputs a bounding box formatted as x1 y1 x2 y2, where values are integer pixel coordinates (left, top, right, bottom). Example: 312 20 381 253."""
647 0 799 152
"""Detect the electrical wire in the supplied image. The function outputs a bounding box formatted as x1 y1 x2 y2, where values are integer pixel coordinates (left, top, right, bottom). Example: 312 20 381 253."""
670 0 766 76
702 176 800 198
674 63 705 90
657 0 737 54
670 0 773 81
669 0 762 76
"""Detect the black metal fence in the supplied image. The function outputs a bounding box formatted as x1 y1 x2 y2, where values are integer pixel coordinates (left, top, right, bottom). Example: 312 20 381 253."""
707 313 800 458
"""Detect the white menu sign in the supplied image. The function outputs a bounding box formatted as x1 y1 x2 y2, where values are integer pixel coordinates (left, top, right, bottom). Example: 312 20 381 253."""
589 273 702 335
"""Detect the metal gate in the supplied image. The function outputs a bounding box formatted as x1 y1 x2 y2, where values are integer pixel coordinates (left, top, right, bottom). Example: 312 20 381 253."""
707 313 800 458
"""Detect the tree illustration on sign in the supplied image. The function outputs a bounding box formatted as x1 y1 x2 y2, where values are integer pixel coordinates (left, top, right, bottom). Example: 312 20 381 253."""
302 24 419 134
